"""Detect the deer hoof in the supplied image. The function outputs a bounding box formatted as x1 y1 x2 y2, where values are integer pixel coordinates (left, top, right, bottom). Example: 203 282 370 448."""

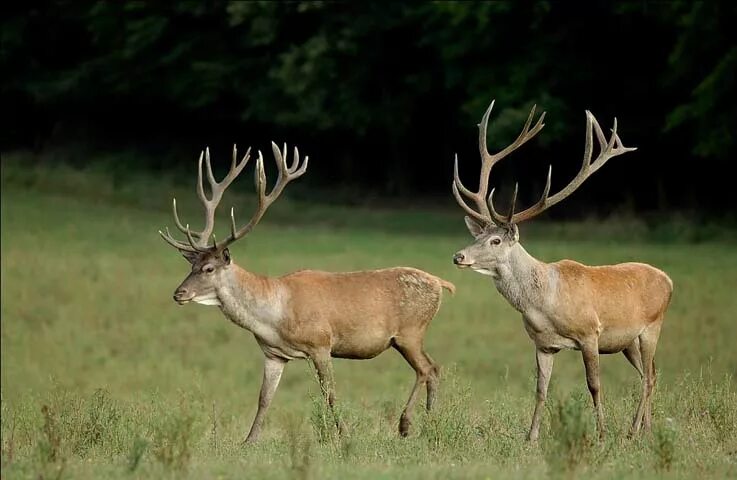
399 415 412 437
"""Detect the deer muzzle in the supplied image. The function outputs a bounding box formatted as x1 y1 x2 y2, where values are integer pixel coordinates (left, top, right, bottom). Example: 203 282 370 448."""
453 252 473 268
173 287 195 304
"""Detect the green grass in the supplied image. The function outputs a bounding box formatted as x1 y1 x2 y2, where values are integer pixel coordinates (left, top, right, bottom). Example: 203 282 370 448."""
2 159 736 479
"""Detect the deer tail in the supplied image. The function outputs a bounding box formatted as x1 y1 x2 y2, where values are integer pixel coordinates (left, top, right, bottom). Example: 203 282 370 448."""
439 278 456 296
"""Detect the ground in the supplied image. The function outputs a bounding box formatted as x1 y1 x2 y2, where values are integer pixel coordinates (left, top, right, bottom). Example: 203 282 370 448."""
1 161 736 479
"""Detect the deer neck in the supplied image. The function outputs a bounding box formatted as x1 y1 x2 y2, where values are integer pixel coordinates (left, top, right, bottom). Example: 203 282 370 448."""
492 243 551 314
215 263 287 333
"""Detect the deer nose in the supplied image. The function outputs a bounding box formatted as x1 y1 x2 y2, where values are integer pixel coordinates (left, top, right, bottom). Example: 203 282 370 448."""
453 252 465 265
173 287 191 302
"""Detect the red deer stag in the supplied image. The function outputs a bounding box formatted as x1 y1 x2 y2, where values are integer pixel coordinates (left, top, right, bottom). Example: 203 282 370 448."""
451 100 673 440
159 142 454 442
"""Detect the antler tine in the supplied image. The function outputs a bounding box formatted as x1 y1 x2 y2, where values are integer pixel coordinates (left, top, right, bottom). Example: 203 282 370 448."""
452 154 474 198
255 150 267 202
504 111 637 225
477 99 495 165
282 142 288 172
474 100 496 217
452 154 489 224
588 111 607 155
294 149 309 176
196 150 207 205
452 184 488 224
607 117 618 151
506 183 519 224
159 227 198 252
159 150 210 249
185 224 206 252
204 147 217 187
289 146 300 173
490 105 546 163
221 146 252 185
172 197 200 238
229 207 237 238
488 182 520 225
272 141 288 184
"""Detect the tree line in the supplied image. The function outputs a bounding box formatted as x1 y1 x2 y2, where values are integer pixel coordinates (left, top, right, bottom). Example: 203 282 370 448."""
2 2 735 216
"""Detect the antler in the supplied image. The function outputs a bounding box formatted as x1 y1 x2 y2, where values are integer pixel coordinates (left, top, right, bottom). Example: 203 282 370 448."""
452 100 546 225
159 142 308 253
487 110 637 225
159 145 252 252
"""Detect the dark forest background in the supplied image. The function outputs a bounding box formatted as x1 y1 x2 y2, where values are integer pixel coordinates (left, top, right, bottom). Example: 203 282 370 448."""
2 2 736 219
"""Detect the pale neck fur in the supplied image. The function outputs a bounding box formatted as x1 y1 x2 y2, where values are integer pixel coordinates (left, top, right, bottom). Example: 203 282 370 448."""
215 264 287 333
492 243 554 314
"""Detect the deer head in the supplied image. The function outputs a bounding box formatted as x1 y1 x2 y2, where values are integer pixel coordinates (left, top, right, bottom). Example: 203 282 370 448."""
452 99 636 275
159 142 308 304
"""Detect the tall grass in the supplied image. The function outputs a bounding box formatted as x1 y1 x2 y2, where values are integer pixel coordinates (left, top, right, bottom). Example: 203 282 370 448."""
2 159 736 478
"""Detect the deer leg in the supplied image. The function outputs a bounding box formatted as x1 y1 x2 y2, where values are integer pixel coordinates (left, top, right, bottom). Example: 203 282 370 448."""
645 359 657 430
311 352 346 435
528 348 555 441
581 339 605 439
637 323 661 432
642 358 658 430
623 339 644 377
623 340 646 436
393 336 434 437
423 351 440 411
244 355 287 443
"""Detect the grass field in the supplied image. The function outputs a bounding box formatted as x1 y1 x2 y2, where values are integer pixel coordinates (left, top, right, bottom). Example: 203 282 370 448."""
2 159 736 479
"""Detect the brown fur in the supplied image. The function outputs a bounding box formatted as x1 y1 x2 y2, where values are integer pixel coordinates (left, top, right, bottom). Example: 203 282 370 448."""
277 267 452 359
173 252 453 441
552 261 673 352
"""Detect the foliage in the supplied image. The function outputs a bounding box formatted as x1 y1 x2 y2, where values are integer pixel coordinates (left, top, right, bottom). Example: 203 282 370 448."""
663 1 737 160
651 418 677 472
544 393 597 474
2 3 736 211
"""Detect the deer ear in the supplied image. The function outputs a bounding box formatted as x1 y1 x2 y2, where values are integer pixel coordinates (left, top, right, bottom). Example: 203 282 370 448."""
180 249 200 264
464 216 486 238
221 248 231 264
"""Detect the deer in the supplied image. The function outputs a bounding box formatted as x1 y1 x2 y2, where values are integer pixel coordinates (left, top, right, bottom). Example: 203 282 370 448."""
158 142 454 442
450 99 673 441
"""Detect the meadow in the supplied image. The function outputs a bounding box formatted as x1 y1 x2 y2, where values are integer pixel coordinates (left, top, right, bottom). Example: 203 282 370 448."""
1 158 736 479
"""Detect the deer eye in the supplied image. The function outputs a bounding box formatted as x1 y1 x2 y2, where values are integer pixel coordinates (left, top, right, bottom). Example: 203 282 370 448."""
203 264 215 274
490 237 502 246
